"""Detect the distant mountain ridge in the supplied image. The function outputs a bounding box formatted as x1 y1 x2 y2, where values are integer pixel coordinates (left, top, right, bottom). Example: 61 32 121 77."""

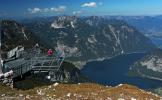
112 15 162 38
118 15 162 48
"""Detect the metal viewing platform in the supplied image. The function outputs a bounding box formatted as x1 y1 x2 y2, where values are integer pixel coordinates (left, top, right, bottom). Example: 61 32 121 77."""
3 46 65 79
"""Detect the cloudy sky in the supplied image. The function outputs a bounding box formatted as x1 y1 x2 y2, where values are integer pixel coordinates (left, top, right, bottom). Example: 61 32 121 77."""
1 0 162 18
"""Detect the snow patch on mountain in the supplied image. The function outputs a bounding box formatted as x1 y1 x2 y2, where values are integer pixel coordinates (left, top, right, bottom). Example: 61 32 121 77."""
109 25 124 53
51 22 65 29
71 21 75 28
74 34 78 38
21 28 28 40
58 31 68 36
87 35 97 44
86 20 93 26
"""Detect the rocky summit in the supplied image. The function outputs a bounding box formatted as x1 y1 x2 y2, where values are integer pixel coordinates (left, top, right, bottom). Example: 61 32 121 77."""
0 83 160 100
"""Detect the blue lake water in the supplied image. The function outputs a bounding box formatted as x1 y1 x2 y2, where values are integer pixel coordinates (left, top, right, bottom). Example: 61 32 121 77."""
81 53 162 89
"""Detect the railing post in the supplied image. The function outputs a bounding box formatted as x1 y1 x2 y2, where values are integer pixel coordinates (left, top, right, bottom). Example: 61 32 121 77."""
21 66 22 77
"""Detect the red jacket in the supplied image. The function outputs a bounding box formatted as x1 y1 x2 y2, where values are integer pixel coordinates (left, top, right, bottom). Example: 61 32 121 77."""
48 49 53 56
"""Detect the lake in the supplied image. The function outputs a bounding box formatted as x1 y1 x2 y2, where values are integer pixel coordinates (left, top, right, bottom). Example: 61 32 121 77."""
81 53 162 89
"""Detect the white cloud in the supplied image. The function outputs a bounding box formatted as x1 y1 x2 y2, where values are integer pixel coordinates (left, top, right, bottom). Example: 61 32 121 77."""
51 6 66 12
81 2 97 8
73 11 83 15
28 6 66 14
28 7 41 13
43 8 49 12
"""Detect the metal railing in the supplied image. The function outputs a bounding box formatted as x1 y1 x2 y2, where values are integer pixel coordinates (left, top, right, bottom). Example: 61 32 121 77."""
4 47 65 78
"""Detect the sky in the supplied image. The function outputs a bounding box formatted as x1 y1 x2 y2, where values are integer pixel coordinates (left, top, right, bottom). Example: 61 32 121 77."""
0 0 162 18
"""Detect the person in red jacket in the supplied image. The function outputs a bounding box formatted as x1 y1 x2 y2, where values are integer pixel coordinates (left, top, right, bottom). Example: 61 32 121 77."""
48 49 53 56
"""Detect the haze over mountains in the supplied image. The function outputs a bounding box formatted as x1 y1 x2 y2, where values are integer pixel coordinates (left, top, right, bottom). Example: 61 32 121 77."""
101 15 162 48
110 15 162 37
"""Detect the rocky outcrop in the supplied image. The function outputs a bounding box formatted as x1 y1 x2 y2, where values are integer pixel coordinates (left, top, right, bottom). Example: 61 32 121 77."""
0 70 13 88
130 49 162 80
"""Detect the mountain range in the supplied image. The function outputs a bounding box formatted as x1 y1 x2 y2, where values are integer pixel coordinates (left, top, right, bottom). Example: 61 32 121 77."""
20 16 156 62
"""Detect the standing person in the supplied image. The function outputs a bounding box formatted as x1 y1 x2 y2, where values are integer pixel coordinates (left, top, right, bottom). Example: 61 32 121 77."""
0 58 3 75
35 43 41 55
48 49 53 56
55 46 65 65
